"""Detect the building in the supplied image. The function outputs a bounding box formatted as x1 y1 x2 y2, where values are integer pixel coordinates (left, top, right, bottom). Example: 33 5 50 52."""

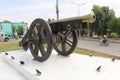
0 21 27 38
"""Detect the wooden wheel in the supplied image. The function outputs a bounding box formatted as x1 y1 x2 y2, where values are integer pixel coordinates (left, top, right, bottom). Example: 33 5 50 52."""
54 31 77 56
19 40 28 51
19 31 30 51
22 41 28 51
28 18 53 62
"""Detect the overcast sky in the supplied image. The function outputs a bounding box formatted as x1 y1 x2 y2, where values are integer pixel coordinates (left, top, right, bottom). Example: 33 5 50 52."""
0 0 120 25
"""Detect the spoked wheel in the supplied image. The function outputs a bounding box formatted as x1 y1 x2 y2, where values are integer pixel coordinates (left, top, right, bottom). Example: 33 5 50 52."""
54 31 78 56
19 31 29 51
28 18 53 62
19 40 28 51
22 41 28 51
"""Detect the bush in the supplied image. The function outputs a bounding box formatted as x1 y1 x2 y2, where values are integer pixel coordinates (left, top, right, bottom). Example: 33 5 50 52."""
98 35 102 40
80 29 87 36
110 32 118 38
17 27 23 35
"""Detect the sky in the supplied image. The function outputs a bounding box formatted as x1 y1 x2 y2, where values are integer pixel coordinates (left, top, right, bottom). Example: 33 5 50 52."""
0 0 120 25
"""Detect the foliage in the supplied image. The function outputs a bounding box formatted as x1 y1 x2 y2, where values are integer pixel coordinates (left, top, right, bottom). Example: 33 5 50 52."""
17 27 23 35
109 18 120 34
91 5 115 35
12 26 15 33
98 35 102 40
80 29 86 36
12 26 23 36
110 32 118 38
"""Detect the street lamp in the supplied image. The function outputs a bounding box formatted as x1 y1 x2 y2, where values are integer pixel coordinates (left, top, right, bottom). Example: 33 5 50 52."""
71 2 86 37
71 2 85 16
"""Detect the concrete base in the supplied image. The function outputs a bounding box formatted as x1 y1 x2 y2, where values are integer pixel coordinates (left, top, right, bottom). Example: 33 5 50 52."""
1 50 120 80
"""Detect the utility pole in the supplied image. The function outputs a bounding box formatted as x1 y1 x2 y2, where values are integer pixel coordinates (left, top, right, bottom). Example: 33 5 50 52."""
56 0 59 19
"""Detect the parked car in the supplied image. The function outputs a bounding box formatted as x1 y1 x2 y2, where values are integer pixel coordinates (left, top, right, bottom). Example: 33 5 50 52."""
92 35 98 39
0 32 12 42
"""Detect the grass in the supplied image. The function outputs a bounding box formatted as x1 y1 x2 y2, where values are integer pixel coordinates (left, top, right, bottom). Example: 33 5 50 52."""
75 47 120 59
0 41 22 53
0 40 120 59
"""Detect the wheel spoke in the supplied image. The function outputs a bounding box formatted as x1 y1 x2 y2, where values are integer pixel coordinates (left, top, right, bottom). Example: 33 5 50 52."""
62 42 66 53
65 39 73 47
54 41 61 48
64 31 71 38
34 26 38 35
39 44 46 56
34 45 39 55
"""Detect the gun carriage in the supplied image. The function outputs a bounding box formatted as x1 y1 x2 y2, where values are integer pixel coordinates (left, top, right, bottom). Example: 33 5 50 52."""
20 13 96 62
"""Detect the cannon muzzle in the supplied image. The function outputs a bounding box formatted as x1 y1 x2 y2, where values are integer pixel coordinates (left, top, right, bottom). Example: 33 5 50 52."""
79 12 96 23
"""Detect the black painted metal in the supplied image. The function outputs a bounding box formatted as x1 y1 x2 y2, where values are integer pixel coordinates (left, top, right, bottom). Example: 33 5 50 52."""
49 20 82 34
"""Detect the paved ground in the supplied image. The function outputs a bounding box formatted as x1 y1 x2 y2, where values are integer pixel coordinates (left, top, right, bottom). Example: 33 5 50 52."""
1 50 120 80
77 40 120 57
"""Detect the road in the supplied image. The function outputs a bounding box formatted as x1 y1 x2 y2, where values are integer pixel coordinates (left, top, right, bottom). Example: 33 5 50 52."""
77 40 120 56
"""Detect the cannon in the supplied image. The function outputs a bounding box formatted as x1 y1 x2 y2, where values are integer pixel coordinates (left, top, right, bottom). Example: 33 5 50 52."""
20 13 96 62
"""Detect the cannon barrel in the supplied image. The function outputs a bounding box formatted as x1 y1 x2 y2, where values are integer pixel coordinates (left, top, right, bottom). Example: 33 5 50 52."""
78 12 96 23
49 12 96 24
49 13 96 34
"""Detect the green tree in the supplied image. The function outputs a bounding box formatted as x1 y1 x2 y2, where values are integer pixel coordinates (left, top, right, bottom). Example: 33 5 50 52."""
17 27 23 35
110 32 118 38
91 5 115 35
109 18 120 35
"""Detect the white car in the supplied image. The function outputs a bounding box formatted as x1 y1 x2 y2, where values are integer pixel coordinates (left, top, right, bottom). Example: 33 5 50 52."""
0 32 9 42
92 35 98 39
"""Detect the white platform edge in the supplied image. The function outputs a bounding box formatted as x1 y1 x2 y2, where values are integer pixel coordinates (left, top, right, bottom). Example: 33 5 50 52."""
1 53 40 80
